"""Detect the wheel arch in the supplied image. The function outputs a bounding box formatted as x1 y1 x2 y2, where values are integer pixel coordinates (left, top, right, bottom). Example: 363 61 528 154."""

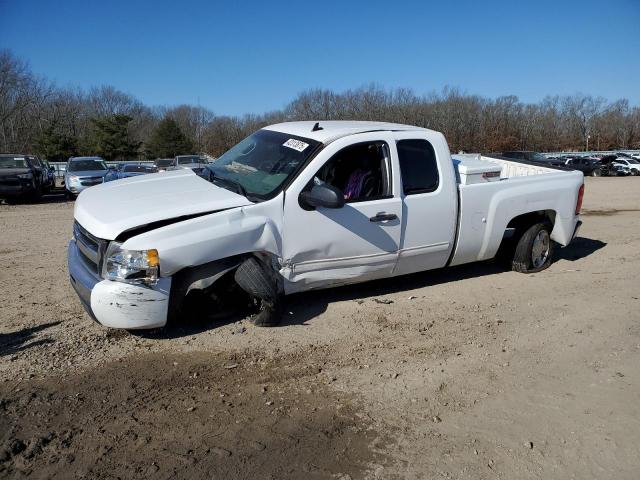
505 209 556 233
167 250 281 322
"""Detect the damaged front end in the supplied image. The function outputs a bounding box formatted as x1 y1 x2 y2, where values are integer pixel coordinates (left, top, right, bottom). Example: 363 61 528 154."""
68 233 171 329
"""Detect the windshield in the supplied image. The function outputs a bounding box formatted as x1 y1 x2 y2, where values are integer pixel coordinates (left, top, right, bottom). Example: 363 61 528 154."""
0 155 29 169
156 159 173 167
68 159 107 172
625 158 639 164
529 152 548 162
124 165 157 173
205 129 321 200
177 156 205 165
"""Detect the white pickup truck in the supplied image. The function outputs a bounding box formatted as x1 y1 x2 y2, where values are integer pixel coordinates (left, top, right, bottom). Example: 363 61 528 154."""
68 121 584 329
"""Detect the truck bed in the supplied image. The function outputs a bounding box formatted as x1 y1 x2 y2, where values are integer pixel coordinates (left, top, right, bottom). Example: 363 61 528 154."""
449 154 583 266
453 153 559 178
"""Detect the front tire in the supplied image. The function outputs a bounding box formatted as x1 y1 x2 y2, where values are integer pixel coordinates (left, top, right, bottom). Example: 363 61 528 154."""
234 257 282 327
511 222 555 273
591 168 601 177
30 185 43 202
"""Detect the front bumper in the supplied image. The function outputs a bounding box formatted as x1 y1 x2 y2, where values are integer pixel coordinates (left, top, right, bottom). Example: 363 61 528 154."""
68 240 171 329
66 184 88 194
0 183 34 196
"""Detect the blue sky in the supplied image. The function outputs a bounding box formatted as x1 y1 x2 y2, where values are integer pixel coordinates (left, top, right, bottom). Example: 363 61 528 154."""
1 0 638 115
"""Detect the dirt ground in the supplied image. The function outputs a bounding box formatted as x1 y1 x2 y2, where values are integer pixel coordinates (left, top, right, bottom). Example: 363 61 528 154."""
1 177 639 479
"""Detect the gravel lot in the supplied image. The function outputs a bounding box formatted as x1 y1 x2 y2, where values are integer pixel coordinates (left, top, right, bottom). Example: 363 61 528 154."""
1 177 639 479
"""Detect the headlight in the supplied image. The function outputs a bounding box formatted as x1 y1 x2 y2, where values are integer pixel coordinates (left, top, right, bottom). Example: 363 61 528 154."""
102 241 159 286
17 173 33 179
67 175 80 184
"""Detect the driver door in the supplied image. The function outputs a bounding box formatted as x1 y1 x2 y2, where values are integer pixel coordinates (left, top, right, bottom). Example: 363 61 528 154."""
281 132 402 292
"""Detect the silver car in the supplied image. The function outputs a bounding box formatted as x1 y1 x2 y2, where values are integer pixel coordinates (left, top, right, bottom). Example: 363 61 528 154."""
64 157 111 199
172 155 209 177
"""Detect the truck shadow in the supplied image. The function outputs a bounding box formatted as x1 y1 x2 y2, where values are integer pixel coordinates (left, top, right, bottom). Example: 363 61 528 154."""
283 236 606 327
139 236 605 338
555 236 606 261
0 321 60 357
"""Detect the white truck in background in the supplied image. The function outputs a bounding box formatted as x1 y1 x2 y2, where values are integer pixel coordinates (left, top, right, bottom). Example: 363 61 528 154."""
68 121 584 329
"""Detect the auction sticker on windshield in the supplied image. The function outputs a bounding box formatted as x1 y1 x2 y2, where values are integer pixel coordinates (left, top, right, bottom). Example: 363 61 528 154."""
283 139 309 152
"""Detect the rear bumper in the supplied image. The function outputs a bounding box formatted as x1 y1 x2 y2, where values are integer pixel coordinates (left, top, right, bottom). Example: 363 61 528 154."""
68 241 171 329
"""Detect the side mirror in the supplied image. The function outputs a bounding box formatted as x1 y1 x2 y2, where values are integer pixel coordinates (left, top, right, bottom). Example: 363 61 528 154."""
49 166 55 172
299 184 345 210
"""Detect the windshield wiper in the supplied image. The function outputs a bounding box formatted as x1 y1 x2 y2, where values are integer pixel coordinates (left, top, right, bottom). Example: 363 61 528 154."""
208 170 255 201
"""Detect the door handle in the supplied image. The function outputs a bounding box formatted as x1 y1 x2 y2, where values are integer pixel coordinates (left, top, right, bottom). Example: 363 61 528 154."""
369 212 398 222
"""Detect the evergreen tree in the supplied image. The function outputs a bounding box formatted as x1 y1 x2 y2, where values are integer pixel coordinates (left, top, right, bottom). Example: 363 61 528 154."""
89 114 140 160
147 117 194 158
34 124 78 161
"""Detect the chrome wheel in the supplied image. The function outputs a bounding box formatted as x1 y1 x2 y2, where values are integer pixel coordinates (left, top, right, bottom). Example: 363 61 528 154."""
531 229 550 268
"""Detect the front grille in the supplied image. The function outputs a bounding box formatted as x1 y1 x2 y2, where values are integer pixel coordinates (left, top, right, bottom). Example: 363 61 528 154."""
0 178 20 186
80 176 104 186
73 221 107 274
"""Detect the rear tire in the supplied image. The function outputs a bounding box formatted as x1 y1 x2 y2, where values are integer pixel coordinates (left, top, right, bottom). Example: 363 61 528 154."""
591 169 601 177
511 222 555 273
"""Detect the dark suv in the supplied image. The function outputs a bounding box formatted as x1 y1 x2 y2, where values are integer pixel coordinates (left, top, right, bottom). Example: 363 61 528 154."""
0 153 52 201
564 157 602 177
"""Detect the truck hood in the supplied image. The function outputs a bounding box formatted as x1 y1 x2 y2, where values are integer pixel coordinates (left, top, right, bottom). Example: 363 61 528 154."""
0 168 30 177
74 169 252 240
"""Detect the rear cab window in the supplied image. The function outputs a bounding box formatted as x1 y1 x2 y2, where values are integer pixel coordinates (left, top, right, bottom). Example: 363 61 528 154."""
396 139 439 195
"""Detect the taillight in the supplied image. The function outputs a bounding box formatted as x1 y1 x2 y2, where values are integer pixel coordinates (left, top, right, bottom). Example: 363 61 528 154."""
575 184 584 215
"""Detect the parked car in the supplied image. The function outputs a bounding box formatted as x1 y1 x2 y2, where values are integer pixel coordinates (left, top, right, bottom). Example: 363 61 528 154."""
613 156 640 175
599 155 630 176
64 156 111 199
154 158 173 172
565 157 602 176
0 153 50 201
615 152 636 160
106 163 158 181
173 155 209 177
68 121 584 330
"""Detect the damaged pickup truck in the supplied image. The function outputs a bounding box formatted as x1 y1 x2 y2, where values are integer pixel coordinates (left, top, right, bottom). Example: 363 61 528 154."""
68 121 584 329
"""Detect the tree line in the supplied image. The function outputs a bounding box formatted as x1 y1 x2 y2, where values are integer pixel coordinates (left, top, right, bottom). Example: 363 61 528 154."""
1 49 638 161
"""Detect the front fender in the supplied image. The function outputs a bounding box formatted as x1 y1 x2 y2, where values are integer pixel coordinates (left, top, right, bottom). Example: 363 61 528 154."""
121 197 284 277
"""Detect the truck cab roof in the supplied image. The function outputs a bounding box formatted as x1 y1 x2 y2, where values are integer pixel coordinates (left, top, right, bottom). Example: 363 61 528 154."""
264 121 432 144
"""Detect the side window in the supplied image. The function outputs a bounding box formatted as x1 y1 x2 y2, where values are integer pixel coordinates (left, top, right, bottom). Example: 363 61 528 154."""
313 141 391 202
396 139 439 195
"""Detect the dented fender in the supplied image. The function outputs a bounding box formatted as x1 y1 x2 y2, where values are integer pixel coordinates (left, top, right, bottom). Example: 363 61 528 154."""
121 196 285 277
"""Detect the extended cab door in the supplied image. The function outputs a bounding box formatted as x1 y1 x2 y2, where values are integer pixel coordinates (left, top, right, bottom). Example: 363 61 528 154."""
281 132 403 292
391 131 458 276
